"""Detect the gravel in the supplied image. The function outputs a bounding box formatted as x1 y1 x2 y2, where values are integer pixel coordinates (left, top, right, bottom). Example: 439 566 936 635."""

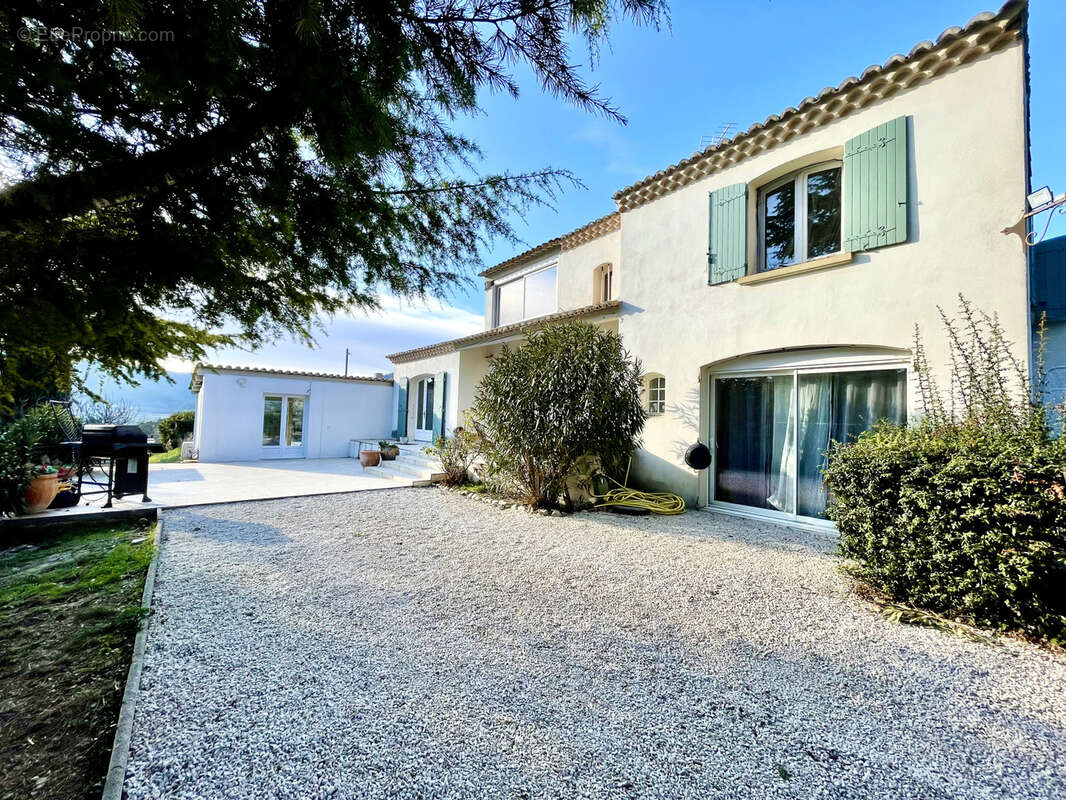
125 487 1066 799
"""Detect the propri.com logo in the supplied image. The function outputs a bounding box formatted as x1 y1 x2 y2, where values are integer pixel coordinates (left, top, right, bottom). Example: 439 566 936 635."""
18 25 175 43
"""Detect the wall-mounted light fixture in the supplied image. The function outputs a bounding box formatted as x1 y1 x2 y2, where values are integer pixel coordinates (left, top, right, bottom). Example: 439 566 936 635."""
1003 186 1066 246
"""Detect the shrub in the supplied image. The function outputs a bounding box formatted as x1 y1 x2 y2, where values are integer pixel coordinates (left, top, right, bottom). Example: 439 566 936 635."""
0 403 66 517
470 322 645 508
824 298 1066 643
425 428 480 485
157 410 195 449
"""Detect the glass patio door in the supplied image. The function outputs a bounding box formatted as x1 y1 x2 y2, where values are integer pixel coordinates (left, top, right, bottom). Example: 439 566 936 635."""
414 377 435 441
714 367 906 520
262 395 306 458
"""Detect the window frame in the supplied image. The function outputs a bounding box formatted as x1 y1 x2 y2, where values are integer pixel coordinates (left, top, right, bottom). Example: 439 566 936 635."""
706 354 909 527
492 262 559 327
756 160 843 273
645 374 666 416
597 263 613 303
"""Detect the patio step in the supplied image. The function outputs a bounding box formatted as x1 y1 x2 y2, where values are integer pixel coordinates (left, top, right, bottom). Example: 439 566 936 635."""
367 463 433 487
365 444 444 486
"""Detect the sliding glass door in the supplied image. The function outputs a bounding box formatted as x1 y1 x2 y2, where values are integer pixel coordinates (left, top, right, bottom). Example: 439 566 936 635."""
714 367 906 520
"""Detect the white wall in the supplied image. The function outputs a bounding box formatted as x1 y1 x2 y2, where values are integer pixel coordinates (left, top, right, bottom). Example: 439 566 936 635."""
194 371 393 462
391 350 462 440
618 42 1030 504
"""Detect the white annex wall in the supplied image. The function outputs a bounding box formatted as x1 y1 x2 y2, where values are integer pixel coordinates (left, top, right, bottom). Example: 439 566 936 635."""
194 371 394 462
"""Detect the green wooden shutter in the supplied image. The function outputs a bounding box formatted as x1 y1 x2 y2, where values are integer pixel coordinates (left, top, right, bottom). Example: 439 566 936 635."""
844 116 909 252
431 371 446 441
708 183 748 284
395 377 408 438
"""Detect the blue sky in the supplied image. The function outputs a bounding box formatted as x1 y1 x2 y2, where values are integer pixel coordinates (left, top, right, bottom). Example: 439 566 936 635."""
165 0 1066 380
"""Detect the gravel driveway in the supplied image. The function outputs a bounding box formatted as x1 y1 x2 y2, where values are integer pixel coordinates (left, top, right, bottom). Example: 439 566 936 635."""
125 488 1066 799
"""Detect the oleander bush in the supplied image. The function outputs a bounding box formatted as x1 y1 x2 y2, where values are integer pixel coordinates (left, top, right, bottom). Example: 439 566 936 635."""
470 322 645 509
824 298 1066 643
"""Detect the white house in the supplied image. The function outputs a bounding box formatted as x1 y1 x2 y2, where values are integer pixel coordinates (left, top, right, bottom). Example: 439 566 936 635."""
386 2 1039 526
189 364 394 462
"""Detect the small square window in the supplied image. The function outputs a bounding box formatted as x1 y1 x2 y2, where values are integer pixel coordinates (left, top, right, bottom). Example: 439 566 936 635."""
647 376 666 415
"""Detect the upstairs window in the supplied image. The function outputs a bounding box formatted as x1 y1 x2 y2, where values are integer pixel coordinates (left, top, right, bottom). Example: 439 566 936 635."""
594 263 614 303
644 374 666 415
493 264 557 326
759 162 842 271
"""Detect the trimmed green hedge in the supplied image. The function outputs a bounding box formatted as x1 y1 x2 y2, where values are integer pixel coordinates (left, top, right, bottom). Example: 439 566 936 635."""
825 422 1066 643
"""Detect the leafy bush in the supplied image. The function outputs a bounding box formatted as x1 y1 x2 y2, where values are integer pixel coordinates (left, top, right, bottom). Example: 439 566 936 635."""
0 403 67 517
157 410 195 449
425 428 480 486
0 427 35 517
825 298 1066 642
470 322 645 508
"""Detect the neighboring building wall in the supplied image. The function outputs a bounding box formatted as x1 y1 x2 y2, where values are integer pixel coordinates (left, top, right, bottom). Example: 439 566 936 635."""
194 371 393 462
1032 234 1066 409
619 40 1030 503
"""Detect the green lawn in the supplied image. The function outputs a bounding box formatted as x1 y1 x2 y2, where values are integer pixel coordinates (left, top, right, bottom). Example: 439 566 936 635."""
0 521 154 800
149 446 181 463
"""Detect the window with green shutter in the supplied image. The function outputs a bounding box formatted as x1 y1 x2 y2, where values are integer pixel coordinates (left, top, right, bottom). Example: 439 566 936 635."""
844 116 909 251
708 183 748 284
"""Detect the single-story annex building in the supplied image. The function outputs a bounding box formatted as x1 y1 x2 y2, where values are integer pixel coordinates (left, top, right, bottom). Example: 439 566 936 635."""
189 364 394 462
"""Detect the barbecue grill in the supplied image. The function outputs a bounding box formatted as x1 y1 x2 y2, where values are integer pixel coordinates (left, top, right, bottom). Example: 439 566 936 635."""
49 401 166 508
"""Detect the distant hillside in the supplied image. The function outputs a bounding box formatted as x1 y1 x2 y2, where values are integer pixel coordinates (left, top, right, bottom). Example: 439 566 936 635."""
82 369 196 421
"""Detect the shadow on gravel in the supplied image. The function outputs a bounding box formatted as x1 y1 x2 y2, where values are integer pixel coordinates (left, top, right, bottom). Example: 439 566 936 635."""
166 510 291 546
585 508 838 558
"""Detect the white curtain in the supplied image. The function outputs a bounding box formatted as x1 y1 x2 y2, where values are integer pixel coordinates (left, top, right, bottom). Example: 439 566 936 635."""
766 377 796 513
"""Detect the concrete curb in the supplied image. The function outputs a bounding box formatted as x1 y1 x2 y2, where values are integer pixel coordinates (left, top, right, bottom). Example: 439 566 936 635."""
101 510 165 800
0 506 158 533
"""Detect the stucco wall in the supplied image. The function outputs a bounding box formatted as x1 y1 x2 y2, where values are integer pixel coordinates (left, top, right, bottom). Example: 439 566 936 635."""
557 228 622 311
194 371 393 462
391 350 462 440
619 42 1030 504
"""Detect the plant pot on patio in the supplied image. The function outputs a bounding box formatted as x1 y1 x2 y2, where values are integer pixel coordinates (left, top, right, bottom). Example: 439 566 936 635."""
359 449 381 468
379 442 400 460
23 471 60 514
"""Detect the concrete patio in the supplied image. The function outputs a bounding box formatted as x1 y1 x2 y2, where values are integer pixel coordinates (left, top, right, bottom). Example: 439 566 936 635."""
24 458 412 521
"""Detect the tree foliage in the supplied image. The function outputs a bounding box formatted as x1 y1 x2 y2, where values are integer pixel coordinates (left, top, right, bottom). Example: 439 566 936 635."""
0 0 667 410
157 410 195 448
470 322 645 507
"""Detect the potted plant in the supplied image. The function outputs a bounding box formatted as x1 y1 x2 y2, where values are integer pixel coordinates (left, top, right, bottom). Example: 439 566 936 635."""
358 446 381 468
379 440 400 460
23 464 60 514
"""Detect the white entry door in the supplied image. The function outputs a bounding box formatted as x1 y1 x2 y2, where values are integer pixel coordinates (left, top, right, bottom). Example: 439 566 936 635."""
414 377 435 441
262 395 307 458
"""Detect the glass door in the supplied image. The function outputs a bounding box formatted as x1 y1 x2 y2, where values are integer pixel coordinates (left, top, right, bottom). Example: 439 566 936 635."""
262 395 307 458
414 377 435 441
713 367 906 520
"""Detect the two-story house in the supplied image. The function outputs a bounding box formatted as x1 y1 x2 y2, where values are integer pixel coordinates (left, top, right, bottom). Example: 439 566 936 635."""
386 0 1034 526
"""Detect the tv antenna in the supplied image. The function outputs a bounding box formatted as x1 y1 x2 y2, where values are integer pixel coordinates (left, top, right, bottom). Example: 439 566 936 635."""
699 122 737 151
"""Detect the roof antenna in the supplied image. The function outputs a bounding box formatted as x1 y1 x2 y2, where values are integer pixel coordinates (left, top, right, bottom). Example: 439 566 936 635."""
699 122 737 151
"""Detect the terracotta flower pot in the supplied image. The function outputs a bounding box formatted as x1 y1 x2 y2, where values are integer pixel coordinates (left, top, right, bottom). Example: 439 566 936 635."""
23 472 59 514
359 450 381 468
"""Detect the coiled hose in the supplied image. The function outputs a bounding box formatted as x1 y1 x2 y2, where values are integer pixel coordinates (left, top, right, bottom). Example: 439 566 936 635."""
593 458 686 515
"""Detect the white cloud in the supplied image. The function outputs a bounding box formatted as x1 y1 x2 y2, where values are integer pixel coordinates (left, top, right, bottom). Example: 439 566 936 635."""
573 120 648 179
160 295 483 377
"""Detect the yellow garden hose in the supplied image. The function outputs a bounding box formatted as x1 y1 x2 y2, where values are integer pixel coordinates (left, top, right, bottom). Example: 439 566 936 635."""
593 458 686 515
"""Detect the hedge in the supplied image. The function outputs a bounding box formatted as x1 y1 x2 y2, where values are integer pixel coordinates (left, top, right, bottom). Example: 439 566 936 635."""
825 422 1066 643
